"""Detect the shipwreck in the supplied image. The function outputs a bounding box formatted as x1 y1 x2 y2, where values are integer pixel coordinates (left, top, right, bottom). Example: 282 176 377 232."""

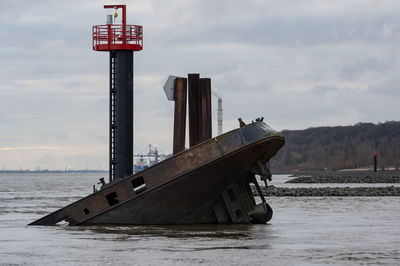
29 5 284 226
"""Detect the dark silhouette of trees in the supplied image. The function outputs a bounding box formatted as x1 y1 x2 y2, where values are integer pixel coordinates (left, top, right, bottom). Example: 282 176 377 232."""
272 121 400 170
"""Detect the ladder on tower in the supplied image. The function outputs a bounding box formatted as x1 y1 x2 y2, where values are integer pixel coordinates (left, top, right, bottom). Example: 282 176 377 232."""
110 52 117 182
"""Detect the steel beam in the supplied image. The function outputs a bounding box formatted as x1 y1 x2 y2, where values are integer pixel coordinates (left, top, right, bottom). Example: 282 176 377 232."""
188 73 201 147
200 78 212 142
173 77 187 154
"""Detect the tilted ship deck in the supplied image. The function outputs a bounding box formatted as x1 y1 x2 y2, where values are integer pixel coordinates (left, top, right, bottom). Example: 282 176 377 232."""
30 121 284 226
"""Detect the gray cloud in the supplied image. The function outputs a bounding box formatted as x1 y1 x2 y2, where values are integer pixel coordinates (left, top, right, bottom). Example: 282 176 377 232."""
1 0 400 169
369 77 400 97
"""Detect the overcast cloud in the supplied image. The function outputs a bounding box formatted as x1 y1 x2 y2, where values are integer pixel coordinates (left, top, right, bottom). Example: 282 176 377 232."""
1 0 399 170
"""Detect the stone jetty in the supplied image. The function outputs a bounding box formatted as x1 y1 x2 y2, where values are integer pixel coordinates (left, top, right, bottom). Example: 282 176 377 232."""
254 185 400 197
286 171 400 183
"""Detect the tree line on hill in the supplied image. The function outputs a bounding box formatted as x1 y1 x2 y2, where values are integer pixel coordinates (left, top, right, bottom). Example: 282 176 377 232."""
271 121 400 171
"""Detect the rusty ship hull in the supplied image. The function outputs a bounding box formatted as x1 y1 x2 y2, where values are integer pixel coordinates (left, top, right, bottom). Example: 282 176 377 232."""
30 121 284 226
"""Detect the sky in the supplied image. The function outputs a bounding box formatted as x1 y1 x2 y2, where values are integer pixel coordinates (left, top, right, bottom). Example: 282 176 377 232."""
1 0 399 170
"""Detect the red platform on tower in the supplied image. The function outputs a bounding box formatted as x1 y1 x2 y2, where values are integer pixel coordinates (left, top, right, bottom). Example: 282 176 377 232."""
92 5 143 51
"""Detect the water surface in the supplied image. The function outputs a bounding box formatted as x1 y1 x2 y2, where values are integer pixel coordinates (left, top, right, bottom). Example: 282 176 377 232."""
1 172 399 265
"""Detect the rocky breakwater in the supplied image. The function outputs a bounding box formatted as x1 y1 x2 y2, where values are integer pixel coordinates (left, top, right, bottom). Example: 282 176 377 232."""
251 170 400 197
256 185 400 197
286 171 400 183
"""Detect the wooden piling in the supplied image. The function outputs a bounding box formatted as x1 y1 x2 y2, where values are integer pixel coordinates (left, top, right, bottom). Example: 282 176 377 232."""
173 77 187 154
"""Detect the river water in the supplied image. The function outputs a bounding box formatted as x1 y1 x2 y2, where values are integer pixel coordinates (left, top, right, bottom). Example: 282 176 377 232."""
1 172 400 265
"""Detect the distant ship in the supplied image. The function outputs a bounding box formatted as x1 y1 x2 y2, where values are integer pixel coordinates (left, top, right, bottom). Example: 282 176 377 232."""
133 144 169 173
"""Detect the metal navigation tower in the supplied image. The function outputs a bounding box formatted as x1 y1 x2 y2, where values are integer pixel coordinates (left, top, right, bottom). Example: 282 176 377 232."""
93 5 143 181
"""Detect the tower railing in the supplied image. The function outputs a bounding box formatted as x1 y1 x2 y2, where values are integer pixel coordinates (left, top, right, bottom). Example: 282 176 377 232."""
93 24 143 51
